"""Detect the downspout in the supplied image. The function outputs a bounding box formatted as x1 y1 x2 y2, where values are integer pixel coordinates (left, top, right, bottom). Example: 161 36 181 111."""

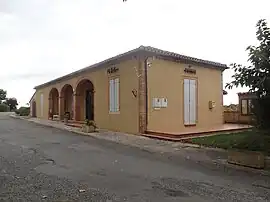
144 57 149 130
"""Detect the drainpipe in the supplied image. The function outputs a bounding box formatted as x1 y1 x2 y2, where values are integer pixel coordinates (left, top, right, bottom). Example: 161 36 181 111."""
144 57 149 130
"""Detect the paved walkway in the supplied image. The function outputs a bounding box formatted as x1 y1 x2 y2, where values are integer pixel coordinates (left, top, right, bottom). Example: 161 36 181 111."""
10 115 270 175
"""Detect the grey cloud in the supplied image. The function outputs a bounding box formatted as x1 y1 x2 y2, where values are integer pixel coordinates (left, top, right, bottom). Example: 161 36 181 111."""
0 0 58 42
0 0 12 13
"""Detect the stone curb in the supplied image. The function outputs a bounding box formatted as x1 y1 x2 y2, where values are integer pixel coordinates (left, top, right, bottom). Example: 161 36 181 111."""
10 115 270 176
10 115 94 136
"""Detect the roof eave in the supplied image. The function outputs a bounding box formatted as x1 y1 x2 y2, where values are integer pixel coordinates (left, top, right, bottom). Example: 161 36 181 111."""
34 45 228 89
154 54 227 70
29 91 36 103
141 46 228 70
34 47 144 90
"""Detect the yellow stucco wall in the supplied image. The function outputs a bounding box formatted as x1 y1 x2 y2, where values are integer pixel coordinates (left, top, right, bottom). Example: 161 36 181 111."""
34 56 224 135
147 58 223 133
35 59 139 134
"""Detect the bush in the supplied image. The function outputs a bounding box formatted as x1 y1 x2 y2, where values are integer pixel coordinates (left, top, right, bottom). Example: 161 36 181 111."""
0 103 9 112
16 107 30 116
252 95 270 130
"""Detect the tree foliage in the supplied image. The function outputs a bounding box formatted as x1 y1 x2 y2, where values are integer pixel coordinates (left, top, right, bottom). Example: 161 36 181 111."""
0 89 19 111
4 98 18 111
226 19 270 94
0 89 7 103
226 19 270 130
0 103 9 112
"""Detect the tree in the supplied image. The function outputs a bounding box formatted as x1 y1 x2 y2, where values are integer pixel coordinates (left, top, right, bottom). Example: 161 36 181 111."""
0 89 7 104
0 89 19 112
0 104 9 112
4 98 18 111
226 19 270 129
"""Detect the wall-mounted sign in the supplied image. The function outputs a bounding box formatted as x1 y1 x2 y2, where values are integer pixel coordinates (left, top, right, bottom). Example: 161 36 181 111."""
184 68 196 74
107 66 119 74
161 98 168 108
152 98 161 108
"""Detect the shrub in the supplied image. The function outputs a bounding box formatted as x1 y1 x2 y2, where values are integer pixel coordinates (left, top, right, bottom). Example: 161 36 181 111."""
85 119 97 129
0 103 9 112
252 96 270 130
16 107 30 116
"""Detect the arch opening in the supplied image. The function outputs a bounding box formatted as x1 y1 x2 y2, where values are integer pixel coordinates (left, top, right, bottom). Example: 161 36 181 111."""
75 79 94 121
48 88 59 118
60 84 74 119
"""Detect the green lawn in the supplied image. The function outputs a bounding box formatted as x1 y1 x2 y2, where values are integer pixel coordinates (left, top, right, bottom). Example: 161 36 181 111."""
191 130 270 155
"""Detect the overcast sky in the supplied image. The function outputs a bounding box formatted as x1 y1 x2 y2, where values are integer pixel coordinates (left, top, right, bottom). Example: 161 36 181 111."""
0 0 269 106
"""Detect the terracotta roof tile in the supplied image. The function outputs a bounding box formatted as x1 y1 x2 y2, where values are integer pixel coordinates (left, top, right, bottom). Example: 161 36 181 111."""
35 45 227 89
140 46 227 69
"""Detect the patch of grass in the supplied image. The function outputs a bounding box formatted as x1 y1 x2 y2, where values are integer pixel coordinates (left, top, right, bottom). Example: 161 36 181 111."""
191 130 270 155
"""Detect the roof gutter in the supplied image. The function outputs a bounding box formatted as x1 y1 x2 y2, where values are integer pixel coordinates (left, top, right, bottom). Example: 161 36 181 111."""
34 47 142 90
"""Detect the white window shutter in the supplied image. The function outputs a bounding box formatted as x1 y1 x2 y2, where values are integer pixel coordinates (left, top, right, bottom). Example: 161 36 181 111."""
189 80 196 124
115 78 119 111
184 79 190 125
40 93 44 117
113 79 116 112
109 78 120 112
109 79 113 112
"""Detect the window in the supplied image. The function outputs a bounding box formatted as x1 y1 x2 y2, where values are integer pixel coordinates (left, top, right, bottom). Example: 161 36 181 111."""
241 99 248 115
241 99 253 115
184 79 197 125
109 78 120 112
248 99 253 114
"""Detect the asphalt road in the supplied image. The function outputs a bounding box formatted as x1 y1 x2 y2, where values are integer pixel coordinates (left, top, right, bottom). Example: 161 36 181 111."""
0 114 269 201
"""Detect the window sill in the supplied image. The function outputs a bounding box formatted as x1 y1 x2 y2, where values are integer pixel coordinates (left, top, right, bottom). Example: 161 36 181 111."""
184 124 196 127
109 111 120 115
